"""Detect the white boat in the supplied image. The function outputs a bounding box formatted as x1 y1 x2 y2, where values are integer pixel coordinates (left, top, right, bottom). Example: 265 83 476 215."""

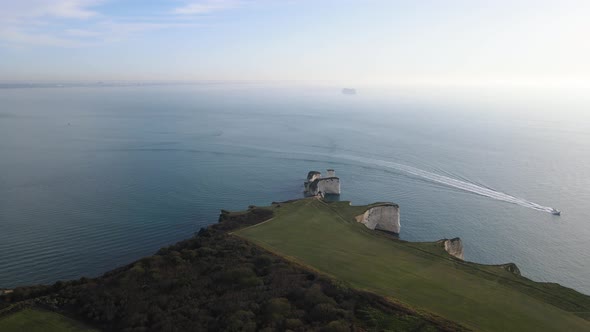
551 208 561 216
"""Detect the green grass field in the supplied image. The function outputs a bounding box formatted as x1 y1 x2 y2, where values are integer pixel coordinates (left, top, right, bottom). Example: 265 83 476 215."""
0 308 98 332
236 198 590 332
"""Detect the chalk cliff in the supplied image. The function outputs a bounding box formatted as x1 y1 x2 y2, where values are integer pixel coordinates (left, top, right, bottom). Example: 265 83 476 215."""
307 171 321 183
356 203 400 234
307 178 341 196
441 238 464 260
304 170 341 196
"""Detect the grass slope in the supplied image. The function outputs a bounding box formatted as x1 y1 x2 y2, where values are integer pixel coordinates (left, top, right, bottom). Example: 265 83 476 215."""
236 198 590 332
0 308 97 332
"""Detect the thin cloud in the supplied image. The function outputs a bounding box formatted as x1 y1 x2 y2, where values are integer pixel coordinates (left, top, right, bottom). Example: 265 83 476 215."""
45 0 101 19
0 26 88 47
173 0 242 15
0 0 103 46
0 0 214 47
93 21 203 42
0 0 102 20
65 28 102 37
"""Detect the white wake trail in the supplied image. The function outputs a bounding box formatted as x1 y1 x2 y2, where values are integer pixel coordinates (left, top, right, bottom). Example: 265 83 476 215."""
334 154 556 214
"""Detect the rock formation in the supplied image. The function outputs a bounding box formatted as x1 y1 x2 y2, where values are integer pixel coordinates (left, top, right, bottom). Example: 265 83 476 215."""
307 171 321 183
499 263 521 275
356 203 400 234
441 238 464 260
304 170 341 196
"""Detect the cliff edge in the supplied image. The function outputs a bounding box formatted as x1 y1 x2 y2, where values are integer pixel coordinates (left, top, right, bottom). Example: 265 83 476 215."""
356 203 400 234
440 238 464 260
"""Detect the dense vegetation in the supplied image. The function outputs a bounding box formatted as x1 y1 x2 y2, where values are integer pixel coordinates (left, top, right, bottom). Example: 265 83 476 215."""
1 206 457 331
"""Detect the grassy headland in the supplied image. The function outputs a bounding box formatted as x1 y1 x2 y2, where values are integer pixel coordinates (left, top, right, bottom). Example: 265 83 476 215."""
2 198 589 331
236 198 590 332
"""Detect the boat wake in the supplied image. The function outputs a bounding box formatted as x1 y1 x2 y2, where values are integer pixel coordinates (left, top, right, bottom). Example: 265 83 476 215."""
334 154 559 215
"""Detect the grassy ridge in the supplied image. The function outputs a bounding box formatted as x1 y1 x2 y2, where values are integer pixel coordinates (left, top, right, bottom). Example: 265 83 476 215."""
236 198 590 332
0 308 97 332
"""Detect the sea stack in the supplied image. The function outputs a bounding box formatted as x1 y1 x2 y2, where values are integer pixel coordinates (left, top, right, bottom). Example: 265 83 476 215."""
304 169 341 197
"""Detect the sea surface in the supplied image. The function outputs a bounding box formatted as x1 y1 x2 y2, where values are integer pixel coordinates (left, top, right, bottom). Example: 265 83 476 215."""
1 83 589 294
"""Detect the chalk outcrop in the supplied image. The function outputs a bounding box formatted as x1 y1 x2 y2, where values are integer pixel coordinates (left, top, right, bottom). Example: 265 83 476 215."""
307 171 321 183
441 238 464 260
304 169 341 196
356 203 400 234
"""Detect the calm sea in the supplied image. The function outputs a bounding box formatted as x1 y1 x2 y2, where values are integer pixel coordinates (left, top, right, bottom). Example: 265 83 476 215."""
1 83 589 294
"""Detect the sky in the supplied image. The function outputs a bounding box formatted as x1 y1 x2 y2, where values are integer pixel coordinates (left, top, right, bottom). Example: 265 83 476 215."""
0 0 589 86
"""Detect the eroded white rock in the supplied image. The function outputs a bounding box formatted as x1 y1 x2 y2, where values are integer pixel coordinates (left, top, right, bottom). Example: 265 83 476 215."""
304 170 341 196
356 204 400 234
441 238 464 260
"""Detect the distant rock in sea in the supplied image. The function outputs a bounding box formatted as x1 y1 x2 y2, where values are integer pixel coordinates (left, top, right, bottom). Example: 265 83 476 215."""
304 169 341 197
342 88 356 95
